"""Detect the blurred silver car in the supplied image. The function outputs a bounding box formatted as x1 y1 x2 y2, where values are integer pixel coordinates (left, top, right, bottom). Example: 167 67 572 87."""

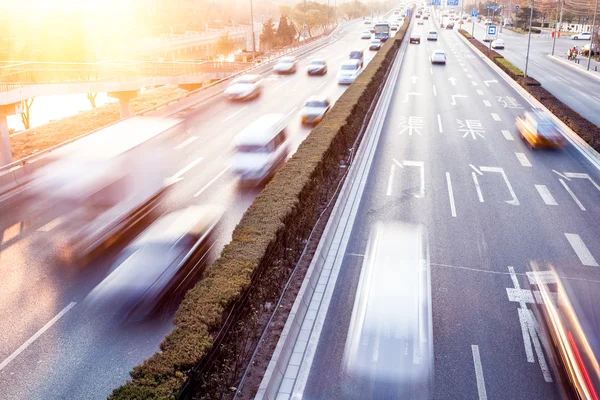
300 96 331 125
369 39 382 51
307 58 328 75
273 56 297 74
224 74 262 100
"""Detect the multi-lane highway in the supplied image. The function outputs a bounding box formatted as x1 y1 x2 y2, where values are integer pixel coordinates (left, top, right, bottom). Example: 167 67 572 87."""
272 13 600 400
470 21 600 128
0 17 399 400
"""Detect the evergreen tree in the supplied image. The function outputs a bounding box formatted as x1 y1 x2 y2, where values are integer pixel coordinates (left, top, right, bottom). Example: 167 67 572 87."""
260 18 277 50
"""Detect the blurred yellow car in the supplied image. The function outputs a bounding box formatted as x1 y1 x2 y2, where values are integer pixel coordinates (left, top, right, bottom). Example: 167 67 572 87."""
516 109 566 149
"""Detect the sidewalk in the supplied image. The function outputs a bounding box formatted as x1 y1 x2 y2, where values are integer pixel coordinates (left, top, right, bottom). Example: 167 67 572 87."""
549 53 600 82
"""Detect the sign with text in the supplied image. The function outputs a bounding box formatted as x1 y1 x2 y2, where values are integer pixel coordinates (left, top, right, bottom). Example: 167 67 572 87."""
430 0 441 5
447 0 459 5
487 25 497 35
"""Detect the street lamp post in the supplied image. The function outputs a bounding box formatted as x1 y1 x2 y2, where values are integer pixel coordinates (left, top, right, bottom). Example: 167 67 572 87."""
524 0 534 77
250 0 256 62
587 0 598 70
551 0 564 56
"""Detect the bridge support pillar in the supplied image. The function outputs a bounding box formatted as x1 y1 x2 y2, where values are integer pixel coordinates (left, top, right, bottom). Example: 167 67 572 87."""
108 90 139 119
0 102 23 167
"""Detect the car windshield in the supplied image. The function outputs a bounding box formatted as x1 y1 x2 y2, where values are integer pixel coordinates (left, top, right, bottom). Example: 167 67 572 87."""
305 101 327 108
341 64 358 70
236 144 271 153
350 51 362 58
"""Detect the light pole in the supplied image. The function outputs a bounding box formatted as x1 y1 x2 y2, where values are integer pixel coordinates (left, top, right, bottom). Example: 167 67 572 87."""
551 0 564 56
250 0 255 62
587 0 598 70
524 0 534 77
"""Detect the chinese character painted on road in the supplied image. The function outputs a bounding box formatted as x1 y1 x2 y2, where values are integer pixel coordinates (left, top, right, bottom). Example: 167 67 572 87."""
497 96 523 109
457 119 485 139
398 116 424 136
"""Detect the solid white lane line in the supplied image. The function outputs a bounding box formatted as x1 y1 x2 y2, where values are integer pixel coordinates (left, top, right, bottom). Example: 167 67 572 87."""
472 172 484 202
193 167 230 197
472 81 478 86
437 114 443 133
565 233 599 267
501 129 514 141
316 81 328 91
559 179 586 210
446 172 457 217
483 100 491 107
472 345 488 400
174 136 199 150
433 85 437 96
223 106 248 122
476 89 484 95
170 157 203 181
491 113 501 121
0 302 76 372
515 152 532 167
387 164 396 196
534 185 558 206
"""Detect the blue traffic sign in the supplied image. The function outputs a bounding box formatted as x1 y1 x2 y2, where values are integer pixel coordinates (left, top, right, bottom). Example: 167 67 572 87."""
430 0 441 5
515 5 520 9
486 5 500 10
447 0 459 5
487 25 497 35
472 9 478 17
406 8 411 16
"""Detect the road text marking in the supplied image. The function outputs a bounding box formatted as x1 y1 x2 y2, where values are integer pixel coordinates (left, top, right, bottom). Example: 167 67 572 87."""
446 172 457 217
472 345 488 400
515 152 532 167
565 233 598 267
534 185 558 206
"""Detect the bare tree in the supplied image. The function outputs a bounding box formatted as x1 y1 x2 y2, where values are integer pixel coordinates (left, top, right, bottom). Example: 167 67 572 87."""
87 93 98 109
21 98 34 130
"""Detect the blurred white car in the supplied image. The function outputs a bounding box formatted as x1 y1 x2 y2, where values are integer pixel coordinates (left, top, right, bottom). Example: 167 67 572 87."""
418 19 424 25
369 39 382 50
300 96 331 125
491 39 505 49
484 19 492 25
337 59 362 85
224 74 262 101
427 31 438 40
273 56 297 74
307 59 328 75
430 50 447 64
361 30 372 39
572 32 592 40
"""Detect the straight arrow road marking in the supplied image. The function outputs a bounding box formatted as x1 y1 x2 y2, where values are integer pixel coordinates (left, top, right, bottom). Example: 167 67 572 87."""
565 233 599 267
410 76 419 84
535 185 558 206
448 77 457 85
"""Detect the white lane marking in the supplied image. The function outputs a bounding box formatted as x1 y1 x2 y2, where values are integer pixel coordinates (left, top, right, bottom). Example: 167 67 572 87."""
491 113 501 121
403 160 425 198
472 172 484 202
480 166 519 205
316 81 328 91
483 100 491 107
565 233 599 267
392 158 403 168
0 302 76 372
170 157 203 182
37 217 64 232
223 106 248 122
518 308 535 362
559 179 586 210
284 106 299 120
471 81 478 86
174 136 199 150
2 222 21 243
557 76 570 84
467 73 473 78
471 345 488 400
553 170 570 180
430 67 433 75
387 164 396 196
476 89 484 95
437 114 443 133
433 85 437 96
564 172 600 192
193 167 230 197
593 95 600 102
451 94 468 105
501 129 514 141
446 172 457 217
463 68 469 72
470 164 483 175
515 152 532 167
534 185 558 206
483 79 498 86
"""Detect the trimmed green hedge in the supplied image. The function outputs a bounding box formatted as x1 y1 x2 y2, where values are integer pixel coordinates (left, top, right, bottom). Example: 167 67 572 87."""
109 18 411 400
495 57 524 79
458 29 472 39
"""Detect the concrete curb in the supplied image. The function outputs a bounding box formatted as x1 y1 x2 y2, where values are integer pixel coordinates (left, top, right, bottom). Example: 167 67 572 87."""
255 18 412 400
547 53 600 82
457 31 600 172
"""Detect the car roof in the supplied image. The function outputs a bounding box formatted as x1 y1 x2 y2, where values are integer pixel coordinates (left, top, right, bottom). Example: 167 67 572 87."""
306 96 329 103
233 113 287 145
433 50 446 54
231 74 260 83
309 58 326 63
342 59 361 66
279 56 296 62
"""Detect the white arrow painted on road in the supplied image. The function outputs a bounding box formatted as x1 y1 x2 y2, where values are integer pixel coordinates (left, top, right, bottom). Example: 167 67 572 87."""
448 77 457 85
410 76 419 84
483 79 498 87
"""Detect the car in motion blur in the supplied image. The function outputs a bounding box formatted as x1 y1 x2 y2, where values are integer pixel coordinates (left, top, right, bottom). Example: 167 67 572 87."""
530 264 600 399
307 58 328 76
344 222 433 398
572 31 592 40
515 109 566 149
369 39 382 51
300 96 331 125
349 49 364 68
417 18 424 25
274 56 297 74
491 39 505 49
430 50 447 64
230 113 289 186
410 32 421 44
446 22 454 29
391 22 399 31
361 30 372 39
86 205 223 319
427 30 438 40
224 74 262 101
337 59 362 85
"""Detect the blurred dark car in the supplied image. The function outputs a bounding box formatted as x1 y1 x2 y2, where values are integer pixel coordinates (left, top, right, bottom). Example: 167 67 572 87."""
516 109 567 149
446 22 454 29
86 205 223 319
530 264 600 399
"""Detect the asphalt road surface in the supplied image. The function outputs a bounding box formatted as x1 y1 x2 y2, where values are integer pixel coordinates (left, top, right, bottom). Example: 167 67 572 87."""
301 15 600 400
0 18 397 400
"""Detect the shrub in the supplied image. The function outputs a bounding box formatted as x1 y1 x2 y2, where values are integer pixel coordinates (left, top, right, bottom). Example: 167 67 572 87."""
495 57 524 79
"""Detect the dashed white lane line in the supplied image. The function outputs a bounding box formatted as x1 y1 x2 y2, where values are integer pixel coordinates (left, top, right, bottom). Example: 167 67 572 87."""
175 136 199 150
491 113 501 121
515 152 532 167
38 217 64 232
477 89 484 95
316 81 328 91
170 157 204 182
559 179 586 210
433 85 437 96
501 129 514 141
193 167 230 197
223 106 248 122
430 67 433 75
0 302 77 372
564 233 599 267
471 81 478 86
446 172 457 217
483 100 491 107
472 172 484 202
2 222 21 243
534 185 558 206
467 73 473 78
437 114 443 133
386 164 396 196
472 345 488 400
